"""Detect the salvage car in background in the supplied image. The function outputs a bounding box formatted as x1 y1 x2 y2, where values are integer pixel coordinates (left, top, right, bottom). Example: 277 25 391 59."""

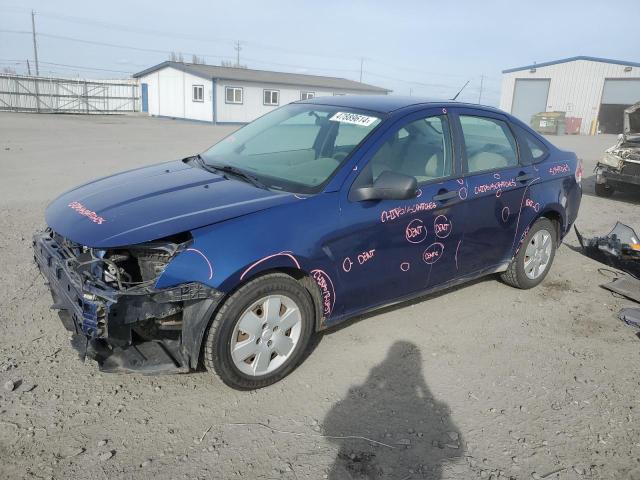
595 102 640 197
34 96 582 389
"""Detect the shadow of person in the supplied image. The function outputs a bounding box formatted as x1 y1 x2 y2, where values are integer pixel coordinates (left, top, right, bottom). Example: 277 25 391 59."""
323 341 463 479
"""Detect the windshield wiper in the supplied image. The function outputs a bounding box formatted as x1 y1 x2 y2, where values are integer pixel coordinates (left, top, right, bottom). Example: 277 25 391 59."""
208 163 268 190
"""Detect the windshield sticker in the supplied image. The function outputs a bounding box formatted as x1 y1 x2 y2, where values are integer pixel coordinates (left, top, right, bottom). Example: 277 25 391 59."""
329 112 378 127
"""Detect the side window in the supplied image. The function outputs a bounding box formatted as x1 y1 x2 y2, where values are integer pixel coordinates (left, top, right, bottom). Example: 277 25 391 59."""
516 127 548 165
353 115 453 190
459 115 518 173
192 85 204 102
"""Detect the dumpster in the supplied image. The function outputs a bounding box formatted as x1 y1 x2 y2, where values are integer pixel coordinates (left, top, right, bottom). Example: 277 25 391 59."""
531 111 567 135
565 117 582 135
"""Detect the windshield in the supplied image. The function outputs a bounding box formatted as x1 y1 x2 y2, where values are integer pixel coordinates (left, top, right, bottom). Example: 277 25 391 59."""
201 103 382 193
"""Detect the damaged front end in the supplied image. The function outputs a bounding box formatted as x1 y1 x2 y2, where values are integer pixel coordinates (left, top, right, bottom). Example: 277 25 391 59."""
33 229 224 374
595 102 640 192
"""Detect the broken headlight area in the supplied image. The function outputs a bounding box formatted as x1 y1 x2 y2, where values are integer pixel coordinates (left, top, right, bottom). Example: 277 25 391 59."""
33 229 224 374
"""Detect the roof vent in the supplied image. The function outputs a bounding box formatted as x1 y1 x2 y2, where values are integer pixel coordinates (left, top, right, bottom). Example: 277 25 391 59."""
624 66 633 72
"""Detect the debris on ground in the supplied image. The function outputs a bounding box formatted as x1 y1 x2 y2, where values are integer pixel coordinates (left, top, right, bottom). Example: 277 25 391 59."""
619 308 640 330
575 222 640 278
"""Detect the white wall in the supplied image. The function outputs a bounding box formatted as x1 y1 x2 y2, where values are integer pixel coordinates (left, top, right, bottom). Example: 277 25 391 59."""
500 59 640 134
214 80 383 124
138 67 213 122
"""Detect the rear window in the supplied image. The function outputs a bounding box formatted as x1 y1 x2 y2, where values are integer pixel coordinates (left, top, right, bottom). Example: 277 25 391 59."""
459 116 518 173
515 126 548 165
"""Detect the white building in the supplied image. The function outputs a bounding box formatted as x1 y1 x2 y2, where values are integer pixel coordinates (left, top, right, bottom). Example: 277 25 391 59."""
500 56 640 134
133 61 390 124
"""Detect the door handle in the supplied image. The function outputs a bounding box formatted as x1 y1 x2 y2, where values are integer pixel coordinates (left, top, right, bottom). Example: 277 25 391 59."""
516 173 534 183
432 190 459 202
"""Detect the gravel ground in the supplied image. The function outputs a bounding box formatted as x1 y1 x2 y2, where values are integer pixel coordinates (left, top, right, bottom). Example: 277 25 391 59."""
1 113 639 480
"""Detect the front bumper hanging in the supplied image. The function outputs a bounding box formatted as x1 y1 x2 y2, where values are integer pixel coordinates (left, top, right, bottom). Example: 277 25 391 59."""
33 230 224 374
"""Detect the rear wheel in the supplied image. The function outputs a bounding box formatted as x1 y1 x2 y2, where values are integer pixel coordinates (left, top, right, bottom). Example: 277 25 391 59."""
204 273 314 389
595 182 614 197
501 218 556 289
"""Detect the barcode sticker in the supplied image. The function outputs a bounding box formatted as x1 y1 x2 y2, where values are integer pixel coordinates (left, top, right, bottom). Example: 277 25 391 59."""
329 112 378 127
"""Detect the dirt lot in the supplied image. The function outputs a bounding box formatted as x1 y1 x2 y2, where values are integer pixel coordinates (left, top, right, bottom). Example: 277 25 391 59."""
1 113 639 480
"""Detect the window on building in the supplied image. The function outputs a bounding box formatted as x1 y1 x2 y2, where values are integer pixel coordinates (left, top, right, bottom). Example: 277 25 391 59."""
459 115 518 173
333 92 346 96
225 86 243 104
192 85 204 102
300 91 315 100
263 89 279 106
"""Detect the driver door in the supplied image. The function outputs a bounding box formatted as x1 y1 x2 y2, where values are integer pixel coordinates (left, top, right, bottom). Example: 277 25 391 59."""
327 108 466 320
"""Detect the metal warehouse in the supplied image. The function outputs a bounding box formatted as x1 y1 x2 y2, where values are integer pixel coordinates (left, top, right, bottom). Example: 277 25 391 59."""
133 61 390 124
500 56 640 135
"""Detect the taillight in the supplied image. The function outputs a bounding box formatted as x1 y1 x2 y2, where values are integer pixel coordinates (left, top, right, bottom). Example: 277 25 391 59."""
575 158 583 185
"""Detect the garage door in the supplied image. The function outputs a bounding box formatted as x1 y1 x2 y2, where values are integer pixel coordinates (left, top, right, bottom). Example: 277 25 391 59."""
599 79 640 133
511 79 550 126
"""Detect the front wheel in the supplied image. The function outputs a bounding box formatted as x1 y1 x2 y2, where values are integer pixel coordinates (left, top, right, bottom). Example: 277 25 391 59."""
501 218 556 289
203 273 314 389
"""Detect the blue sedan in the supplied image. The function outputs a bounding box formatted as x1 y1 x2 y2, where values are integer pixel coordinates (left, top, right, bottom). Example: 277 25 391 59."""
34 96 582 389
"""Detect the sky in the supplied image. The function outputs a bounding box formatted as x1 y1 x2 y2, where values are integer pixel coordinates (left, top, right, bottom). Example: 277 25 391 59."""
1 0 639 106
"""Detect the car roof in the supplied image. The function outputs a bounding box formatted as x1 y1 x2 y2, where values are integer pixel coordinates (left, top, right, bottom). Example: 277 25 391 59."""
299 95 504 115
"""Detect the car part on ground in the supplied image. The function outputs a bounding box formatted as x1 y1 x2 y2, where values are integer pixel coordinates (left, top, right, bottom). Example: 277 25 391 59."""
575 222 640 279
501 218 557 289
619 307 640 330
594 102 640 197
602 276 640 304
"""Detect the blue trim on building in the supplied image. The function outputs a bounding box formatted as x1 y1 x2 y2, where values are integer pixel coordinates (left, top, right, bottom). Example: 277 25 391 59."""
502 56 640 74
212 78 217 125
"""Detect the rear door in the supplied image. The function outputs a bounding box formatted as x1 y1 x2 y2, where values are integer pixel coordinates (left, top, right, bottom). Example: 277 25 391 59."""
451 107 537 276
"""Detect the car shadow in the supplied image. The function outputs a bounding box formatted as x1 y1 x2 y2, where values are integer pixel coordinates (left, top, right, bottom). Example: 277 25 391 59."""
323 341 463 479
582 173 640 205
321 275 494 337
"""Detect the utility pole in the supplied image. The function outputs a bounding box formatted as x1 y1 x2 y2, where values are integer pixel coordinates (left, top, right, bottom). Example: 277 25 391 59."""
478 74 484 104
359 58 363 83
31 10 39 76
26 59 31 75
234 41 241 67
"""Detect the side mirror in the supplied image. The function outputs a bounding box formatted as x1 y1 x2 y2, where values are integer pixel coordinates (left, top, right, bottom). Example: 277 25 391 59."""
351 170 418 201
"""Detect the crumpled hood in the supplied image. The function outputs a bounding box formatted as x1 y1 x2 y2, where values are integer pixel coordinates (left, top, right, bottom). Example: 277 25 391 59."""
45 160 294 248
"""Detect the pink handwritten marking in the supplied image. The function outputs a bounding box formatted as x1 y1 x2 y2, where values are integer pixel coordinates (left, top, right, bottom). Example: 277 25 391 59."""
380 201 437 223
442 107 447 114
514 226 530 256
433 215 452 239
240 251 301 281
357 249 376 265
549 163 569 175
494 172 501 179
185 248 213 280
311 269 335 316
342 257 353 273
400 262 410 272
474 179 516 195
511 176 540 252
495 189 502 198
405 219 427 243
67 201 106 225
458 187 468 200
525 198 540 212
501 206 510 223
293 194 307 200
456 178 465 185
455 239 461 270
423 242 445 265
416 188 422 198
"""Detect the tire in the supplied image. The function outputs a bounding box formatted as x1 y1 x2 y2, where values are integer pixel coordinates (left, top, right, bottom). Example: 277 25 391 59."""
501 218 556 289
203 273 315 390
595 182 614 197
